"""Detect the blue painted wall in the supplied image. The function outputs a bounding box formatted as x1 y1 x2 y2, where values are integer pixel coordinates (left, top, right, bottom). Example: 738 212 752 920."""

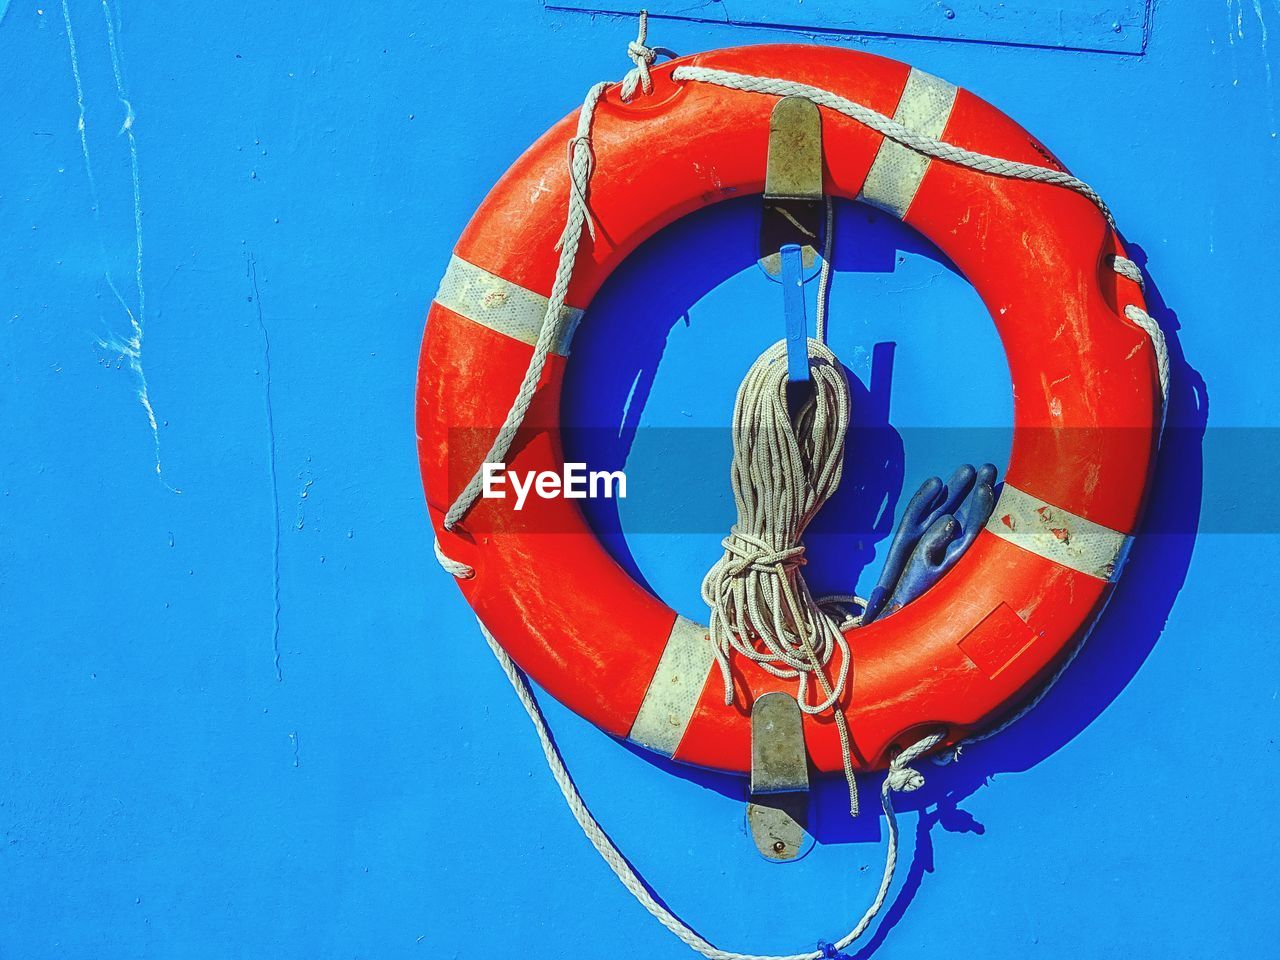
1 2 1276 957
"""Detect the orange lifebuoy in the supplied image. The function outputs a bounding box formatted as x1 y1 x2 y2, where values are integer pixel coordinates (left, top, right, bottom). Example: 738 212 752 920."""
417 44 1161 774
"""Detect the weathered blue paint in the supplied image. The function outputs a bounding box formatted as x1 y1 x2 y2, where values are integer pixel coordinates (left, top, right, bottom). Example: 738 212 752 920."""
0 2 1277 958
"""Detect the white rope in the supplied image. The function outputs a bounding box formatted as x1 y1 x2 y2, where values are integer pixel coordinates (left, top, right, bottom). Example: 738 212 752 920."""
434 537 474 579
440 76 606 532
1110 254 1144 285
439 16 656 534
1126 304 1170 415
1111 255 1170 413
477 612 942 960
670 66 1117 228
814 196 835 344
700 337 864 816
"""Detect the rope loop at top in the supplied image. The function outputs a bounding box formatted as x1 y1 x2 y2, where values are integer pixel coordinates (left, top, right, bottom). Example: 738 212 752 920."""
620 9 657 101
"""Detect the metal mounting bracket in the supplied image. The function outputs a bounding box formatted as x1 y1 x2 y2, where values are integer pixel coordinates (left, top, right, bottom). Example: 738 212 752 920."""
759 96 825 279
746 691 815 862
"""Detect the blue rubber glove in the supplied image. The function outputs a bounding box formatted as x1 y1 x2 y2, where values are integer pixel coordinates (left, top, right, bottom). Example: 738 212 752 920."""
862 463 997 624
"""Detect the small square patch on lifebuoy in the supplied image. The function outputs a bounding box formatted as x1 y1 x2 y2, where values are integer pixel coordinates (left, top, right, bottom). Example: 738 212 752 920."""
958 602 1037 680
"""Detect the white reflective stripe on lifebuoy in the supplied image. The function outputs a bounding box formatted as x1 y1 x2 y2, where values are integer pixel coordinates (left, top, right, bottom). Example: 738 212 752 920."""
628 615 715 757
985 483 1131 581
858 68 958 219
434 255 584 356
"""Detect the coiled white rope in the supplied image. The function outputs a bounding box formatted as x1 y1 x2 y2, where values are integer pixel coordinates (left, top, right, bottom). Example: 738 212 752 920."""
430 13 1174 953
700 338 865 816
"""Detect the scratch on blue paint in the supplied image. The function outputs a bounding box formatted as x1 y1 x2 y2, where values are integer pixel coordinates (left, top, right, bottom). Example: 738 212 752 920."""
619 370 643 438
295 474 314 531
1224 0 1279 136
60 0 179 492
1250 0 1278 133
248 256 284 683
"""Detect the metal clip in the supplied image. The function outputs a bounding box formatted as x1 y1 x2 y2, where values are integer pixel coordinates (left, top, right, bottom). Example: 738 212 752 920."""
746 692 815 862
765 96 824 201
759 96 825 278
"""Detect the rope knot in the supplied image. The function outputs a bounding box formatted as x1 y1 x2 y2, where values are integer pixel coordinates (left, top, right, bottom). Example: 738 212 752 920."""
619 11 657 101
884 730 948 793
885 764 926 793
628 38 656 65
720 529 806 575
816 940 841 959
